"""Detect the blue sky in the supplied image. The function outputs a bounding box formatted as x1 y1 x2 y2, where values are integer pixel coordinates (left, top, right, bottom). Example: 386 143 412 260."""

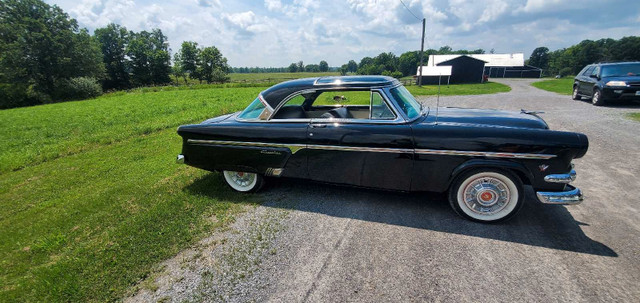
47 0 640 67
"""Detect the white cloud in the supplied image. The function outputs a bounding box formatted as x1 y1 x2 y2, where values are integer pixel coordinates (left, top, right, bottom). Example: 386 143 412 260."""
195 0 221 8
47 0 640 67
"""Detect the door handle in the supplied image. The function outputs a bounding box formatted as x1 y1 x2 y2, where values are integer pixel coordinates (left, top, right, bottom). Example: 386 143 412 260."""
310 124 327 128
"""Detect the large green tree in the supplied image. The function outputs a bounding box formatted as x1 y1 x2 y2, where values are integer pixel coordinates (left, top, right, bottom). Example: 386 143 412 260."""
398 51 419 76
528 47 550 70
319 60 329 72
176 41 201 82
0 0 104 107
126 29 171 86
199 46 229 83
95 23 130 89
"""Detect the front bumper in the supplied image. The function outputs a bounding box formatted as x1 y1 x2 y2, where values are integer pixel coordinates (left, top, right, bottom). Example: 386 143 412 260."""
602 87 640 101
536 185 583 205
536 169 583 205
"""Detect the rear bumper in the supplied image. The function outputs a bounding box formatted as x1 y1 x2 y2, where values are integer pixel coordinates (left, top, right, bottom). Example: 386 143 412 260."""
536 185 583 205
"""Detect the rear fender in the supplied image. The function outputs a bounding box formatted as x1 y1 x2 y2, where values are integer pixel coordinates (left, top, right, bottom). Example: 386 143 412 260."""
183 143 291 176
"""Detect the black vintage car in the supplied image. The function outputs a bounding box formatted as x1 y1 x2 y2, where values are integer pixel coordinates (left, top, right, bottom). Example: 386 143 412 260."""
177 76 588 222
573 62 640 106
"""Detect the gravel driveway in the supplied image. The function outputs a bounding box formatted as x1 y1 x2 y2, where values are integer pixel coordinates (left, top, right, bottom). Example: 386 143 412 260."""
130 79 640 302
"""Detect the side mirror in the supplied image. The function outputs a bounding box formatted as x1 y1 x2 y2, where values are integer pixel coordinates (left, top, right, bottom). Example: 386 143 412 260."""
589 74 598 79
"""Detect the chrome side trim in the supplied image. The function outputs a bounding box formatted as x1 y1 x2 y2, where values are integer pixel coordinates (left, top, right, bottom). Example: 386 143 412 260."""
188 139 306 154
536 185 583 205
186 139 557 159
415 149 556 159
306 145 412 154
176 154 185 164
544 169 577 183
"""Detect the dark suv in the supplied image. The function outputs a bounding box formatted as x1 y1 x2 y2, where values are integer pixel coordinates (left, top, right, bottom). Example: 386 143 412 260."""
573 62 640 106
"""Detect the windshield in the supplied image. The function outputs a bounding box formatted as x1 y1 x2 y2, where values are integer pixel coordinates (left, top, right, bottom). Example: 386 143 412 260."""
389 86 422 120
237 96 271 120
601 64 640 77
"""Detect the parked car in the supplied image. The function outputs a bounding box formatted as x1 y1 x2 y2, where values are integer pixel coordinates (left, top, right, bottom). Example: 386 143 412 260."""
573 62 640 105
177 76 588 223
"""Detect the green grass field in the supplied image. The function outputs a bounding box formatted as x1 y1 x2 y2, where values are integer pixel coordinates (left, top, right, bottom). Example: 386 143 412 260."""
531 78 574 95
406 81 510 96
0 78 511 302
627 113 640 122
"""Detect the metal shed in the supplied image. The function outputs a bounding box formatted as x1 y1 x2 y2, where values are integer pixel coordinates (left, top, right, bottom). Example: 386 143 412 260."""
417 55 486 84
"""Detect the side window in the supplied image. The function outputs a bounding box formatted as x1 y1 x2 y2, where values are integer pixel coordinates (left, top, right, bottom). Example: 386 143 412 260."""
591 66 600 77
283 95 305 107
370 92 395 120
578 66 589 76
583 66 595 76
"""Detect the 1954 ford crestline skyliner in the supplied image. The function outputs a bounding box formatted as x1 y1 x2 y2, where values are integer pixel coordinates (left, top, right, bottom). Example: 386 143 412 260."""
177 76 588 222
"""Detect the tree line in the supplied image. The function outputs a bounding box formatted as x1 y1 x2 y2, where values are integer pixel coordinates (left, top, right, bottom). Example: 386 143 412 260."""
0 0 231 109
528 36 640 77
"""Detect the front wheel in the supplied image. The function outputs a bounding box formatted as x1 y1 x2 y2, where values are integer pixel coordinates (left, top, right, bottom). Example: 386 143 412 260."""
223 171 264 192
592 89 605 106
572 86 582 100
448 169 524 223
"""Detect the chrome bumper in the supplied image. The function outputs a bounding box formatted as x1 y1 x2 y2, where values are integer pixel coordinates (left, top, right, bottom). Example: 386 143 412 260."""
536 185 583 205
176 154 185 164
543 169 576 183
536 168 583 205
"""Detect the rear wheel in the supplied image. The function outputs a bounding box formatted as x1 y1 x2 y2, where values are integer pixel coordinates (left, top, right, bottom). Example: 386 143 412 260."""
572 86 582 100
592 89 605 106
223 171 264 192
448 169 524 223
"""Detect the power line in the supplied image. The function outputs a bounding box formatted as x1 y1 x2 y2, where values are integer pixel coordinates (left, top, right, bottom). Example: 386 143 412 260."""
399 0 421 21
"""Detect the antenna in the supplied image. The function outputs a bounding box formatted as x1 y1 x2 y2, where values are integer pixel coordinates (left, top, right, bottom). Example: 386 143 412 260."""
435 73 441 124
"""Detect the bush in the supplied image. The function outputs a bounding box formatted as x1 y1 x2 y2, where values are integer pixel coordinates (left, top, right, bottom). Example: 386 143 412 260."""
56 77 103 101
211 70 230 84
381 70 403 79
0 83 51 109
558 67 573 77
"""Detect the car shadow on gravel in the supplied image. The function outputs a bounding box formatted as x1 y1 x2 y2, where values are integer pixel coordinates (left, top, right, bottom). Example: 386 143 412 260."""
187 174 617 258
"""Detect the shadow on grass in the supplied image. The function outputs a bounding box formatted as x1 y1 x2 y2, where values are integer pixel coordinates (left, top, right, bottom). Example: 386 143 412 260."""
186 173 617 257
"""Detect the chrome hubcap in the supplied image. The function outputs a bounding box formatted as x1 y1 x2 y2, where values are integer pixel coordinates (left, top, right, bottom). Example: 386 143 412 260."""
230 172 255 187
463 177 510 215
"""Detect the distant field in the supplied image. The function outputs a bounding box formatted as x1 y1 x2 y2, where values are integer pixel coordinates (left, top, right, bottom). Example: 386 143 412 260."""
229 72 339 82
0 78 512 301
531 78 574 95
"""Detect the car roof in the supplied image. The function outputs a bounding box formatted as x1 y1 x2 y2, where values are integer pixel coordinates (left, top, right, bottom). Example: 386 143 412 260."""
595 61 640 66
260 75 400 109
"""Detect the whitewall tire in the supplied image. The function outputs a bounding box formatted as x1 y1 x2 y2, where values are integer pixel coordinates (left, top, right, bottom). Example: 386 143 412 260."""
448 169 524 223
222 171 264 192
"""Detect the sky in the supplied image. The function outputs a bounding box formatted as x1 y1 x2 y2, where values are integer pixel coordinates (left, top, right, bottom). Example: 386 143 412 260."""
46 0 640 68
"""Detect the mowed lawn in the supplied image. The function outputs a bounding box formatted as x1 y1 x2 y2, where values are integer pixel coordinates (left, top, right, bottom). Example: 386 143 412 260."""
406 81 510 96
531 78 574 95
0 79 511 302
0 87 265 302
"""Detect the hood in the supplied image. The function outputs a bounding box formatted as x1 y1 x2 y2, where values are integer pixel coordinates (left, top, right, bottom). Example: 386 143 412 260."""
432 107 549 129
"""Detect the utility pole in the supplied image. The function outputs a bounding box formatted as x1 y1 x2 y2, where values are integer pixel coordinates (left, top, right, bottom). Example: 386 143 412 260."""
418 18 426 87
